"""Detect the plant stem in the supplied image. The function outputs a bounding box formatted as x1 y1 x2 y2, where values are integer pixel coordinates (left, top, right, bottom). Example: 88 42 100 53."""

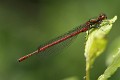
86 59 90 80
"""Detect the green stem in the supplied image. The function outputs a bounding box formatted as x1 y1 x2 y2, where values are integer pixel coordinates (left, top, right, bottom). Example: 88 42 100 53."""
86 60 90 80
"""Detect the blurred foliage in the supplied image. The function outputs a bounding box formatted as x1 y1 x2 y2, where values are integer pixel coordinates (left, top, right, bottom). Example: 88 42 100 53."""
0 0 120 80
105 37 120 80
98 49 120 80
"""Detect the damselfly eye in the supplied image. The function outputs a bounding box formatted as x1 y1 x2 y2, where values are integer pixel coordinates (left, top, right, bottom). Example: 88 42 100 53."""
99 13 107 20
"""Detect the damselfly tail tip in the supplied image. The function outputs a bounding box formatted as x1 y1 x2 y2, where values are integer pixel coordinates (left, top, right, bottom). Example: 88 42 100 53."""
18 58 22 62
18 56 27 62
18 50 38 62
18 59 21 62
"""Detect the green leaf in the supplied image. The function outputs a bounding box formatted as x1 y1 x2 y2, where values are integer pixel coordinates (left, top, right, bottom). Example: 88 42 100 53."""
85 16 117 66
84 16 117 80
98 48 120 80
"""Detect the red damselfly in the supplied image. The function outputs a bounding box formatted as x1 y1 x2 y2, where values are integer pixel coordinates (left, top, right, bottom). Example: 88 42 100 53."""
18 14 107 62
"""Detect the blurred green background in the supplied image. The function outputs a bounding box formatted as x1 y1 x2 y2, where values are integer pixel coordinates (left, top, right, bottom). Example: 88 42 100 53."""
0 0 120 80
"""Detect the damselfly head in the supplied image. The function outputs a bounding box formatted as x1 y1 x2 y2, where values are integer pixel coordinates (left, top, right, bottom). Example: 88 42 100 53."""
99 13 107 20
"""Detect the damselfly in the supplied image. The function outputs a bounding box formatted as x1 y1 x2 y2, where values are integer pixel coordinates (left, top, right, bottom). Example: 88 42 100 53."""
18 14 107 62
